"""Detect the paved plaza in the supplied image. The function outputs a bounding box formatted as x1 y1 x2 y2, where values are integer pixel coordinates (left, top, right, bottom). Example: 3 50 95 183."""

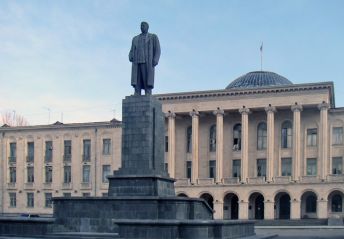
256 228 344 239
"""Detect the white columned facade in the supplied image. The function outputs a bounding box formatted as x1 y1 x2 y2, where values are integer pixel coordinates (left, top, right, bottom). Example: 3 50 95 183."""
166 111 176 178
265 105 276 182
291 103 303 181
190 110 199 184
318 101 330 180
239 107 250 183
213 108 224 183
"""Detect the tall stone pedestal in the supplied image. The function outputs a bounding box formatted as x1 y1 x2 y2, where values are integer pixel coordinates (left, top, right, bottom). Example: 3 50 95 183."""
109 95 175 197
52 95 255 239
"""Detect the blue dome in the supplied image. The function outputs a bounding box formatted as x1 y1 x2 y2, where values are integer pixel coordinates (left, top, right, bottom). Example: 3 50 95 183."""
226 71 292 89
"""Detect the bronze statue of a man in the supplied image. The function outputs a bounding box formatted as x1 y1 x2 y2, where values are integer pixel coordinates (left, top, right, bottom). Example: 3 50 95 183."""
129 22 161 95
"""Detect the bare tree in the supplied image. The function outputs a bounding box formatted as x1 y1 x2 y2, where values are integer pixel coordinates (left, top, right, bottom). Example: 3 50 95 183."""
1 110 29 126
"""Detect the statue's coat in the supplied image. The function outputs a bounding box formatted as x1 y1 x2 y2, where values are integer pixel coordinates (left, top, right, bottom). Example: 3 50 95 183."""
129 33 161 89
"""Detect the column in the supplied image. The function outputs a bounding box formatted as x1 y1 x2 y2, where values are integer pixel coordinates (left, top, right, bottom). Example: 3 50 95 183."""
265 105 276 182
239 201 249 220
318 101 330 180
239 107 250 183
317 199 328 219
290 199 301 219
166 111 176 178
190 110 199 184
213 199 224 219
213 108 224 183
264 200 275 220
291 103 303 181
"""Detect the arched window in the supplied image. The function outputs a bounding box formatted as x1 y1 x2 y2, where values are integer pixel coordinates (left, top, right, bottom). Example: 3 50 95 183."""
306 195 317 213
332 194 343 212
233 124 241 151
257 122 267 150
281 121 292 148
186 126 192 153
209 124 216 152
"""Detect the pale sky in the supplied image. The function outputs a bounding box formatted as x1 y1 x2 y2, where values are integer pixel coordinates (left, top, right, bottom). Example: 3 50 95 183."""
1 0 343 125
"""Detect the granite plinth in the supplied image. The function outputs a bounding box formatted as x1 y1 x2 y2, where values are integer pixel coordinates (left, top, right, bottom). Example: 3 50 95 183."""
117 95 167 177
108 175 175 197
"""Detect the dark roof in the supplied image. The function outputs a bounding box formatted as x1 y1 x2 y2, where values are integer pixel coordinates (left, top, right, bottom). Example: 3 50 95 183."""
226 71 293 89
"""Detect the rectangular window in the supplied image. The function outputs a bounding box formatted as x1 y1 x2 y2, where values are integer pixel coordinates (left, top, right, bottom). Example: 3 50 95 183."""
45 166 53 183
281 158 292 176
9 142 16 162
63 193 71 197
102 193 108 197
307 128 317 146
9 193 16 208
82 193 91 197
64 140 72 161
333 127 343 145
83 139 91 161
64 166 71 183
27 166 34 183
102 138 111 155
27 142 34 162
332 157 343 174
102 165 111 183
307 158 317 176
45 193 52 208
186 161 192 179
27 193 34 208
165 136 168 152
257 159 266 177
9 167 16 183
82 165 91 183
232 160 241 178
45 141 53 162
209 160 216 178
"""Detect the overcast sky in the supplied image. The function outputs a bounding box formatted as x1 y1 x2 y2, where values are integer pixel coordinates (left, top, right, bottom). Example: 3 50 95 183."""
1 0 344 125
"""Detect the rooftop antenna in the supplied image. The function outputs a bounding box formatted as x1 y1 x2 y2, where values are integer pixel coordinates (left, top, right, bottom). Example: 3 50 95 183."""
43 107 51 124
61 112 64 123
260 42 263 71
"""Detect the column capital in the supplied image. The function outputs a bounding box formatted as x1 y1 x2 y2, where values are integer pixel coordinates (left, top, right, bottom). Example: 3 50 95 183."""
291 103 303 112
265 105 276 113
239 106 250 115
165 111 176 118
189 109 199 118
213 107 224 116
318 101 330 111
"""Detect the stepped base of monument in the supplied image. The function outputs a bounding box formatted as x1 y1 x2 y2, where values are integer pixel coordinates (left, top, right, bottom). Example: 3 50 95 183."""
108 174 175 197
51 196 255 238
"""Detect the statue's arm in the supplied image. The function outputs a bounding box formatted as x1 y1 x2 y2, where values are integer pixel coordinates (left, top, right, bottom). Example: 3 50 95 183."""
129 38 135 62
152 35 161 67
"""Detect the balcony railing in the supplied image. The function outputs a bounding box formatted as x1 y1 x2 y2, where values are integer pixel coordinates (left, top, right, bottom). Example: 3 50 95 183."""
247 177 266 184
63 154 71 162
197 178 214 185
327 174 344 182
175 178 190 186
273 176 291 184
8 156 16 163
300 175 320 183
222 177 240 184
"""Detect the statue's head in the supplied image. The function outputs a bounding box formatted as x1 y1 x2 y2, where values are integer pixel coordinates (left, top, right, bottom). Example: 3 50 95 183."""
141 22 149 34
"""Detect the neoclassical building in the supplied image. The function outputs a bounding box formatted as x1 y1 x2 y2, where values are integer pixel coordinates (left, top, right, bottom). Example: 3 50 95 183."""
0 120 121 215
159 71 344 221
1 70 344 222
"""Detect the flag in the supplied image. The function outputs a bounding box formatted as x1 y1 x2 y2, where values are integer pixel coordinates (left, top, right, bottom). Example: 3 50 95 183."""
260 42 263 52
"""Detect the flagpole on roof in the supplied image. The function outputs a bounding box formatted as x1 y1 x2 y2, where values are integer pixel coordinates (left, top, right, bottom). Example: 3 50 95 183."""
260 42 263 71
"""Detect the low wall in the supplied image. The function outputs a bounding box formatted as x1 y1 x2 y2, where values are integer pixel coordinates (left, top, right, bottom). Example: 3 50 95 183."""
0 216 54 236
